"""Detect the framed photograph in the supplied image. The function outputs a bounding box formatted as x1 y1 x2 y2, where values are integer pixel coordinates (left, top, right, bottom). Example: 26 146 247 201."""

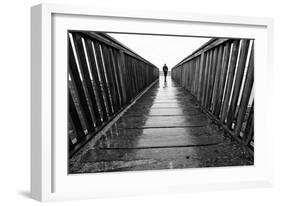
31 3 274 201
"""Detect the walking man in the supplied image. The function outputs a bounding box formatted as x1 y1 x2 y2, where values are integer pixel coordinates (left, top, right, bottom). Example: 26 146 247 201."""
163 64 168 82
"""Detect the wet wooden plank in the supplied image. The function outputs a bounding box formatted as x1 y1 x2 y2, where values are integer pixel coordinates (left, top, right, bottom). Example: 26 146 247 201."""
133 101 198 109
133 102 199 109
138 98 196 103
74 141 252 173
125 108 203 116
118 115 210 128
97 126 225 148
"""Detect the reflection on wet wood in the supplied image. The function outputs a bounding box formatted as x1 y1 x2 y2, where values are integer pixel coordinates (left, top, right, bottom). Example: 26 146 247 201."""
118 115 210 128
70 75 253 174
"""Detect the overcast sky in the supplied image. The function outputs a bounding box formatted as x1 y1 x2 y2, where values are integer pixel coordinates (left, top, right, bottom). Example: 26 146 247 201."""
107 33 211 70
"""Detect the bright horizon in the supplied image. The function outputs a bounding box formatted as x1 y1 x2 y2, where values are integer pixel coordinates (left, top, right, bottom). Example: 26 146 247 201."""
107 33 211 71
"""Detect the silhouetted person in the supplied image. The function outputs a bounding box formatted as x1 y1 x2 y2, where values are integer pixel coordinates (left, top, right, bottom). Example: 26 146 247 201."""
163 64 168 82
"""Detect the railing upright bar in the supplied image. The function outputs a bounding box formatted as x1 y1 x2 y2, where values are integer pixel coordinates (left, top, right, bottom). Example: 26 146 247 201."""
226 39 250 129
73 34 102 127
210 45 224 112
214 42 231 117
234 45 254 136
220 40 240 123
84 39 108 122
68 38 93 131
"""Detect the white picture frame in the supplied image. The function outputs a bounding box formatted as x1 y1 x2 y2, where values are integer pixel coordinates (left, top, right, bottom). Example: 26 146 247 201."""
31 3 274 202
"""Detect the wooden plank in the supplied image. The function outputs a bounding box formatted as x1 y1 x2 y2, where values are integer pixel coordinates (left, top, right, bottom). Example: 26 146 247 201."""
117 51 129 102
118 115 210 128
124 55 133 99
68 37 94 130
244 103 254 145
109 48 123 107
101 44 120 112
191 61 194 91
234 44 254 136
106 46 122 110
206 47 219 110
109 48 123 106
78 141 252 173
100 45 119 111
220 40 240 123
131 58 139 94
115 50 127 103
198 52 207 103
200 52 208 104
125 108 203 116
196 53 204 101
73 33 102 127
68 90 85 140
195 57 201 99
214 42 231 117
93 41 114 115
203 50 213 108
68 116 76 152
84 38 109 122
226 39 250 128
97 126 224 149
210 44 224 112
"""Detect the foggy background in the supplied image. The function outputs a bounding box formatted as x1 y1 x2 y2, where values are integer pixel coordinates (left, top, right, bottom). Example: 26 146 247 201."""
107 33 211 70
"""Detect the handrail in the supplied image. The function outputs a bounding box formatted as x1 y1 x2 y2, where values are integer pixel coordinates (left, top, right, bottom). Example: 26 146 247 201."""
73 31 157 67
68 31 159 156
171 38 254 150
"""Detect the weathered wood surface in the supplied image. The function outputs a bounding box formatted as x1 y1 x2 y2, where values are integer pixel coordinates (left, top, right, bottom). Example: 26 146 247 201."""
70 75 253 173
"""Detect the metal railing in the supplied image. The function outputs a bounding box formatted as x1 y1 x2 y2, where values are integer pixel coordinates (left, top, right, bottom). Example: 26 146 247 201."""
68 31 159 156
171 38 254 150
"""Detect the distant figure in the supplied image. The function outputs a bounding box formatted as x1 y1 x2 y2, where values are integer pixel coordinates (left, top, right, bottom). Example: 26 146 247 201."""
163 64 168 81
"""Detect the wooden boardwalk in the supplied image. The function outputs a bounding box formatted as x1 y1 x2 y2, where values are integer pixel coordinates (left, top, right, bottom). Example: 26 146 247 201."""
70 74 253 173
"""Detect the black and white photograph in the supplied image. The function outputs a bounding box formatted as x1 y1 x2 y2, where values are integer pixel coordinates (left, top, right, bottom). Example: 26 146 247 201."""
2 0 279 204
68 31 254 174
